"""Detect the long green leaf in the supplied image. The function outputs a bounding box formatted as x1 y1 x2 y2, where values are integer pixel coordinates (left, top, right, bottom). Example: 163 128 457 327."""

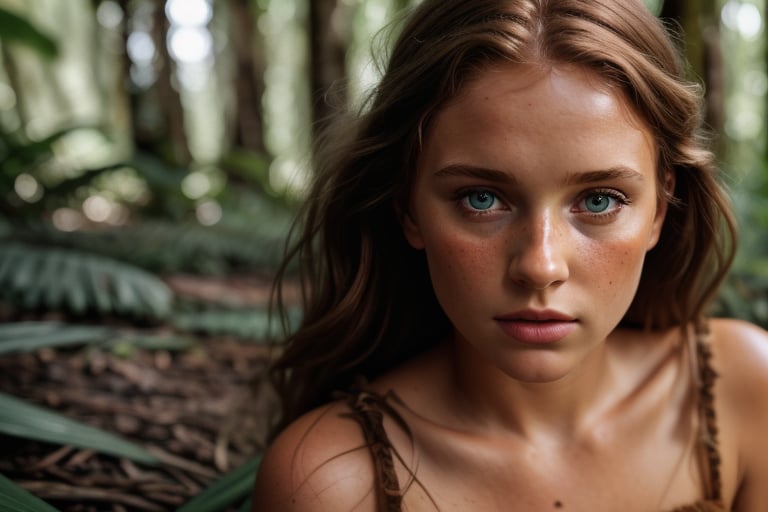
0 322 113 355
237 498 252 512
0 392 158 465
172 307 300 341
0 473 61 512
177 455 262 512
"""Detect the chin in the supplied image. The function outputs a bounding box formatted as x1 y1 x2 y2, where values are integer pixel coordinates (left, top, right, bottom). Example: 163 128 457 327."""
503 367 572 384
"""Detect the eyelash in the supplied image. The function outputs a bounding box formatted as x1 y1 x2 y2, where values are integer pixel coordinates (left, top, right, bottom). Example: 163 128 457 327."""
575 188 631 219
452 187 631 219
453 188 506 217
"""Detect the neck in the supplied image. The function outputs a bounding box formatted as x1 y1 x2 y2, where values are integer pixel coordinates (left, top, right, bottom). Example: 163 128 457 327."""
446 334 618 443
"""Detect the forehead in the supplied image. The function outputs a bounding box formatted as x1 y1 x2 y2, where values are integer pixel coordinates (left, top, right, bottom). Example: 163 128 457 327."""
418 62 657 180
445 62 644 132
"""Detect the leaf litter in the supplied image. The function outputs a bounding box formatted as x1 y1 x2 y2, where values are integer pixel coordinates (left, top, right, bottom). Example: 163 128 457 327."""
0 334 277 511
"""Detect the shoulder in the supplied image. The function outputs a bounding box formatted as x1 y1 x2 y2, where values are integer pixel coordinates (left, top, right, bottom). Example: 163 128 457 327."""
708 317 768 394
708 318 768 417
251 400 378 512
708 318 768 510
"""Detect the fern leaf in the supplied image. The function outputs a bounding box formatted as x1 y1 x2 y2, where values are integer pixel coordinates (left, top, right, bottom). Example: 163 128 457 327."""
84 258 113 313
0 243 172 319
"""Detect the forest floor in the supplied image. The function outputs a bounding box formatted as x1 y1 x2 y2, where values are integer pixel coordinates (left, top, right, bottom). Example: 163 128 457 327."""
0 275 285 512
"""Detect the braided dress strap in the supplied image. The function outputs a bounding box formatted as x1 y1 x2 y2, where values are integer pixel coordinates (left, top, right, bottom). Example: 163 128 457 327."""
694 328 723 504
338 385 404 512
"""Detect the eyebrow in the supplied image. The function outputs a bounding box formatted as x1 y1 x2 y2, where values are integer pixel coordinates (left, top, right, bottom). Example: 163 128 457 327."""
563 166 646 185
432 164 516 183
432 164 645 185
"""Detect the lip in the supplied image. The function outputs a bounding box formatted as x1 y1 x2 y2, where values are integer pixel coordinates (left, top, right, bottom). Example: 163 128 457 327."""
495 309 576 322
494 309 577 344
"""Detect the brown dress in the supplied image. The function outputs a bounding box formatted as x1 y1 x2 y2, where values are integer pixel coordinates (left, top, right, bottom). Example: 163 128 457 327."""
339 334 725 511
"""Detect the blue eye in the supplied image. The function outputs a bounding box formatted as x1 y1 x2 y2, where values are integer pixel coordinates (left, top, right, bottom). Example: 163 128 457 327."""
466 190 496 210
584 193 612 213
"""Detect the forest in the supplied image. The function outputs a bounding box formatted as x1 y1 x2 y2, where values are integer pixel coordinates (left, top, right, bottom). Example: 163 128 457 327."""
0 0 766 510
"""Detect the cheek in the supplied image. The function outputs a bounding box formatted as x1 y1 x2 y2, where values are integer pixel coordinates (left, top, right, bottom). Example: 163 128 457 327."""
422 231 501 305
577 235 648 302
577 209 659 279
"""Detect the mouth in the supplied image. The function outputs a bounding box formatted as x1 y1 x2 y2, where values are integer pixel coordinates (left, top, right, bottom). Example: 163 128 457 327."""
494 309 577 344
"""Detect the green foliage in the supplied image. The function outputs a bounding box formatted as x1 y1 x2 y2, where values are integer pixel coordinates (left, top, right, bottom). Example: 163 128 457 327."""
177 455 262 512
0 391 159 465
0 322 113 355
0 242 173 320
0 126 123 218
0 7 58 59
172 309 270 340
110 333 198 353
16 220 287 276
716 273 768 329
0 473 61 512
0 128 66 182
172 307 292 340
128 152 196 220
219 148 289 204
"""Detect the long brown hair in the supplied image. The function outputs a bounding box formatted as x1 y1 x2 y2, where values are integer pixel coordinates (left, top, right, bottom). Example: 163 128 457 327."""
269 0 737 431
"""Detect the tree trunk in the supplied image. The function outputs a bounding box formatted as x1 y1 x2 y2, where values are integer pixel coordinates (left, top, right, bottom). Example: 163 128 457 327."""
308 0 348 141
151 0 191 166
229 0 267 155
116 0 137 148
659 0 724 151
118 0 191 166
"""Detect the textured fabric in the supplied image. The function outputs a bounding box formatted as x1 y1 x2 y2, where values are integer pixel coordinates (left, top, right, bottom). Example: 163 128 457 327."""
669 333 725 511
339 387 404 511
340 333 726 511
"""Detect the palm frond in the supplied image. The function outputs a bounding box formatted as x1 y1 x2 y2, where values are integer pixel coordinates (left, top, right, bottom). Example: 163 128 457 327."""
172 307 299 340
177 455 261 512
0 242 173 320
14 220 287 275
0 392 159 465
0 473 61 512
172 309 272 340
0 322 113 355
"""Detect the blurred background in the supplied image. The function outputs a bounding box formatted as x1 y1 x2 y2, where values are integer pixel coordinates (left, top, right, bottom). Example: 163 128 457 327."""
0 0 766 510
1 0 766 322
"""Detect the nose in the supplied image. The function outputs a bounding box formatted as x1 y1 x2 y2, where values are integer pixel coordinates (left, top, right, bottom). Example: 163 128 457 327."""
508 210 570 290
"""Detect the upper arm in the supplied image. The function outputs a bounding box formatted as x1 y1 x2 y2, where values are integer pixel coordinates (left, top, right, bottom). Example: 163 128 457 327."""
711 319 768 511
251 403 378 512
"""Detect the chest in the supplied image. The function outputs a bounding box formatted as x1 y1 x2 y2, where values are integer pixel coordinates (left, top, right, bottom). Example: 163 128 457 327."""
394 420 705 511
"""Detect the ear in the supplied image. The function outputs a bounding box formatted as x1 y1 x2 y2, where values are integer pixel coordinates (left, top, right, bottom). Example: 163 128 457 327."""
397 205 425 250
647 170 675 251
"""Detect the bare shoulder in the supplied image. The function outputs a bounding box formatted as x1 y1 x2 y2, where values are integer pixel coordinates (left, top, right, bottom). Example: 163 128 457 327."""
708 317 768 414
251 401 377 512
708 318 768 511
709 317 768 391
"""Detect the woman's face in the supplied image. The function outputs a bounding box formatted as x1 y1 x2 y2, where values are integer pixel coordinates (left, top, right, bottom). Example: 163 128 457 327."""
402 63 670 382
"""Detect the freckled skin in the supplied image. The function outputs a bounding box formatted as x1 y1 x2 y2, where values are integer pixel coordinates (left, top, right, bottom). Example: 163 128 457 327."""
254 61 768 512
402 63 668 383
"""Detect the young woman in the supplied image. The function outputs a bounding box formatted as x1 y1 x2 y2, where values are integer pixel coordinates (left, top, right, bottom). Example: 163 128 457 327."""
253 0 768 510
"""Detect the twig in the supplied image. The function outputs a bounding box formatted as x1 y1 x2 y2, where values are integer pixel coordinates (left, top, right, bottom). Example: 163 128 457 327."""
17 481 167 511
29 445 74 471
145 445 218 478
